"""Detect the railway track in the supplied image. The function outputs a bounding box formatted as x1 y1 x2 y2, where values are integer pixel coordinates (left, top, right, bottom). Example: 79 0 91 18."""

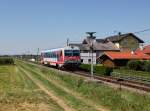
69 71 150 92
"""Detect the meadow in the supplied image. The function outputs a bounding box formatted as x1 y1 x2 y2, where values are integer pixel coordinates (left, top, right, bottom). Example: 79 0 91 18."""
0 59 150 111
18 60 150 111
0 65 64 111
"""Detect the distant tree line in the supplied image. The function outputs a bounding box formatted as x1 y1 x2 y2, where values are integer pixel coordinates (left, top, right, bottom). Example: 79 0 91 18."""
0 57 14 65
13 54 40 61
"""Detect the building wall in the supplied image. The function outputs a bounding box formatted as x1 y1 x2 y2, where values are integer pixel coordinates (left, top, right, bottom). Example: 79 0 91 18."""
81 50 104 57
118 36 140 51
80 53 96 64
102 59 115 68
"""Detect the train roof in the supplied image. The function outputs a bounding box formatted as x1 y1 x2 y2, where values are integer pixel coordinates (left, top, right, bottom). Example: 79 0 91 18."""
41 46 79 53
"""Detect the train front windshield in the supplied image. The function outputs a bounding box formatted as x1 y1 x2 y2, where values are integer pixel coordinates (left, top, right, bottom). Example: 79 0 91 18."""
65 50 80 56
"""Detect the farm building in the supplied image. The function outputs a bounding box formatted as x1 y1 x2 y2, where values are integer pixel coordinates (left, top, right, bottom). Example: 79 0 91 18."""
98 51 150 68
135 45 150 55
69 35 120 64
104 33 144 51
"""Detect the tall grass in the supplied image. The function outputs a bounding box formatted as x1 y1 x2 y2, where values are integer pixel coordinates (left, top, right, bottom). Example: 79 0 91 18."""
0 65 64 111
19 61 150 111
20 62 98 111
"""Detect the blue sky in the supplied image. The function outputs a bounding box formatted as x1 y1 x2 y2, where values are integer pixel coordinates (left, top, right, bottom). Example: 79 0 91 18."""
0 0 150 55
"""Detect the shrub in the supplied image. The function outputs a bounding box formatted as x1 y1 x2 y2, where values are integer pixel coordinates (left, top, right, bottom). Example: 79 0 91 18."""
143 61 150 72
127 60 143 71
79 64 113 76
95 65 113 76
0 57 14 65
79 64 91 71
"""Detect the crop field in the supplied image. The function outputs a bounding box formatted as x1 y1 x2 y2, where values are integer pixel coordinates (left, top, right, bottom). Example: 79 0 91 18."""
0 60 150 111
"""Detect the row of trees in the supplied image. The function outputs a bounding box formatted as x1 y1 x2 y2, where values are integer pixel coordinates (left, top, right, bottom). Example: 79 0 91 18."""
0 57 14 65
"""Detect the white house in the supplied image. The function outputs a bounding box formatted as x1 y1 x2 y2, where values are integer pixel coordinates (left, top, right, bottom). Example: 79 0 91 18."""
80 52 96 64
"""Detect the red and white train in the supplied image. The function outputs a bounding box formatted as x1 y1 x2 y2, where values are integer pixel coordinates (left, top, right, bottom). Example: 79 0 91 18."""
41 46 81 68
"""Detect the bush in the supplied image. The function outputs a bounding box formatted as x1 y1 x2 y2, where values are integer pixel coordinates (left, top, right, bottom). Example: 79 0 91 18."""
127 60 143 71
95 65 113 76
79 64 113 76
79 64 91 71
143 61 150 72
0 57 14 65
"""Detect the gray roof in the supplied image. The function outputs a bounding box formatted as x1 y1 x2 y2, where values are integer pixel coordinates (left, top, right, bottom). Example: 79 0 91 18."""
69 41 119 51
96 39 105 43
93 41 120 51
104 33 144 43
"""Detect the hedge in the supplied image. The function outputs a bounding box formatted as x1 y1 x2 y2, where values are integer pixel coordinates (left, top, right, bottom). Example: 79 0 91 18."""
0 57 14 65
127 60 143 71
79 64 113 76
127 60 150 72
143 61 150 72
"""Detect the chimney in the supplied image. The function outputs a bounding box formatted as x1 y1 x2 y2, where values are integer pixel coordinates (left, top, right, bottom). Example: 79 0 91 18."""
118 32 121 36
139 43 144 51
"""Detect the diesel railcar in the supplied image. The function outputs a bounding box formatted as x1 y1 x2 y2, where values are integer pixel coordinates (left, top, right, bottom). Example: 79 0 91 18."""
41 46 81 68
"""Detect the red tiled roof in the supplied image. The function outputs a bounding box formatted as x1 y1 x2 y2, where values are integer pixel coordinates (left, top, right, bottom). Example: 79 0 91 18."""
103 51 150 60
135 45 150 54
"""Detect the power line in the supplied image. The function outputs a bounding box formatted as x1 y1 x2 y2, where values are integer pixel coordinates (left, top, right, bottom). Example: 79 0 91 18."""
134 28 150 34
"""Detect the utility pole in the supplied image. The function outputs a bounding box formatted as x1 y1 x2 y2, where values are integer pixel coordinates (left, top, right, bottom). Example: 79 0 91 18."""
67 38 69 46
37 48 40 63
86 32 96 79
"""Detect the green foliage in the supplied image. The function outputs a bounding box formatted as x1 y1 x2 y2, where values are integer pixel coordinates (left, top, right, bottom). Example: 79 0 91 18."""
143 61 150 72
0 57 14 65
79 64 91 71
127 60 143 71
79 64 113 76
94 65 113 76
127 60 150 72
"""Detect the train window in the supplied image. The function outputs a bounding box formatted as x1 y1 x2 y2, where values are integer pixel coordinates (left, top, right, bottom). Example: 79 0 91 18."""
73 50 80 56
48 52 50 57
65 50 72 56
47 53 49 58
50 52 51 57
52 53 54 58
44 53 48 58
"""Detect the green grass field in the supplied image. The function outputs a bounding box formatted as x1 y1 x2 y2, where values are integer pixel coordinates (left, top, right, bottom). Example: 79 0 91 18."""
0 65 64 111
0 60 150 111
18 60 150 111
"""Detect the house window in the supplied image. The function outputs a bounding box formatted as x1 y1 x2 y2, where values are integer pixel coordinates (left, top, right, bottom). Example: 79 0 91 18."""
81 59 83 63
88 59 91 63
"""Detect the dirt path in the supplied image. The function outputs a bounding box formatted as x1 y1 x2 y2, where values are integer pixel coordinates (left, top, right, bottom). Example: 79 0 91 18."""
30 68 109 111
19 66 75 111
